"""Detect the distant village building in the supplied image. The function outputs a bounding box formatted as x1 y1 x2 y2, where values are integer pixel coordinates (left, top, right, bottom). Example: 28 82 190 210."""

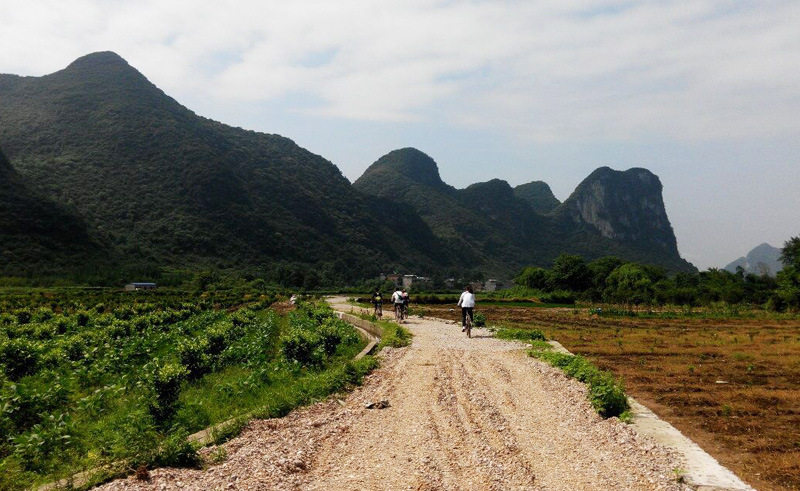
483 279 512 292
124 282 157 291
469 281 483 292
383 274 432 289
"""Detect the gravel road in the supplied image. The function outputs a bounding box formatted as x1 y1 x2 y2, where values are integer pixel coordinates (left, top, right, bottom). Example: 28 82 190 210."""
98 298 689 490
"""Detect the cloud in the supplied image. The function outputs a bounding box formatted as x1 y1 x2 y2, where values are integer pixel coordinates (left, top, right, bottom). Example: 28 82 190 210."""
1 1 799 142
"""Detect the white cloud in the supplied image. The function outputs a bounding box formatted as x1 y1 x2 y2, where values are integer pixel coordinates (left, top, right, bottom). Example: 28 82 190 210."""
1 1 799 141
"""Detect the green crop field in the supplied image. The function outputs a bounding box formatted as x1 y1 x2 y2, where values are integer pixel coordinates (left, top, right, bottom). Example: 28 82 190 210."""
0 288 374 489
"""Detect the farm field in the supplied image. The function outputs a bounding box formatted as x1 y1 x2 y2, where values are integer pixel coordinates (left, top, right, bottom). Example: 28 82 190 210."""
415 302 800 491
0 288 372 490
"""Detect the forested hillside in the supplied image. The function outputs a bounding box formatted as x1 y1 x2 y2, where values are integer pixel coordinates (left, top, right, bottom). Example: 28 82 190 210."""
0 52 694 283
0 52 447 282
355 148 694 274
0 146 105 274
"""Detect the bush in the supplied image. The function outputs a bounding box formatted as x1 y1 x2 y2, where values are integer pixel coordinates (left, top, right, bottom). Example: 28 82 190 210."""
0 338 40 380
281 329 322 366
495 328 545 342
473 311 486 327
531 351 629 418
177 339 211 380
539 291 575 304
149 362 188 425
318 320 344 357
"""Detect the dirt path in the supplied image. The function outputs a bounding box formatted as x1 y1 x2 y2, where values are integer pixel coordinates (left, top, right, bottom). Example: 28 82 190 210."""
99 298 688 490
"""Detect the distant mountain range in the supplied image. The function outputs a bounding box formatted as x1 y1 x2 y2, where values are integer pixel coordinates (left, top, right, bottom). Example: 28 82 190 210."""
0 52 695 280
724 243 783 277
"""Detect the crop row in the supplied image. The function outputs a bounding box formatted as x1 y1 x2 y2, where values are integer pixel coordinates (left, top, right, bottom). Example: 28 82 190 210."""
0 297 365 489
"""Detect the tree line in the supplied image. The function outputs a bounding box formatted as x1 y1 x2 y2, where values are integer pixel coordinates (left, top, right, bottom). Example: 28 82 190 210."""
515 236 800 311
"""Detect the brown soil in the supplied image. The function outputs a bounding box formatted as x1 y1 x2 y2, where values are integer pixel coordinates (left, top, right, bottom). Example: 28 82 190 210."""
417 304 800 491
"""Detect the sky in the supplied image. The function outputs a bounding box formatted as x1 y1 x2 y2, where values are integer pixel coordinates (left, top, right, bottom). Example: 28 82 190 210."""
1 0 798 269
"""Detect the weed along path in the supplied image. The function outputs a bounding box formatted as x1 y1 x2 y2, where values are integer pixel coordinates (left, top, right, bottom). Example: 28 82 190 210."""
99 297 689 491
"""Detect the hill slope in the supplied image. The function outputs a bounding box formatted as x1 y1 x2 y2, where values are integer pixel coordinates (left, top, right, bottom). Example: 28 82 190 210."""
0 146 104 274
0 52 445 279
355 150 694 273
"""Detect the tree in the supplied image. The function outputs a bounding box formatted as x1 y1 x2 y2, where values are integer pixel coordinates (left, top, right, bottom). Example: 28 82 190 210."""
776 236 800 309
780 236 800 268
515 266 549 290
604 263 654 305
548 254 591 291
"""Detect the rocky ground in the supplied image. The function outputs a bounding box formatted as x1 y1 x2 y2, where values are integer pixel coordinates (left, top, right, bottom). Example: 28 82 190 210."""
97 298 689 491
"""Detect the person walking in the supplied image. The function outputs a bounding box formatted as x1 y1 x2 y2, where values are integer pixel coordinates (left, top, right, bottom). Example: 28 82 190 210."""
457 285 475 332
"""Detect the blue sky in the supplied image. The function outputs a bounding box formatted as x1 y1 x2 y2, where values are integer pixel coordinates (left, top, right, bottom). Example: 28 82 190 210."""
2 0 798 269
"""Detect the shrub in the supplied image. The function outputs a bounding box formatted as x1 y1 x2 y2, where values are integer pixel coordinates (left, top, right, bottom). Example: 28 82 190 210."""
149 362 188 425
531 351 629 418
318 320 344 357
280 329 322 366
473 311 486 327
0 338 40 380
496 328 545 342
177 339 211 380
539 291 575 304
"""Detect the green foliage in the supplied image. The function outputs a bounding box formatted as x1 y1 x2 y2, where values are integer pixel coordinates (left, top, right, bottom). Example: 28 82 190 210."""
376 320 412 349
473 311 486 327
495 328 546 342
530 350 630 418
549 254 591 291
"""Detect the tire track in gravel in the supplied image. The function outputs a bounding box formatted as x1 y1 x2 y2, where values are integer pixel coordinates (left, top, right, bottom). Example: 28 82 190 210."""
97 297 689 491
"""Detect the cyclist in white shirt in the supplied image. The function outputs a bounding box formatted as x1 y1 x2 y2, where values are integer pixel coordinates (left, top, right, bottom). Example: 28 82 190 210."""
391 287 405 321
457 285 475 332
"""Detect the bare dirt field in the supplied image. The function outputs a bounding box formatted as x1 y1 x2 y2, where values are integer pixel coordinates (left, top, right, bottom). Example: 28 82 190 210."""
98 298 688 490
417 303 800 491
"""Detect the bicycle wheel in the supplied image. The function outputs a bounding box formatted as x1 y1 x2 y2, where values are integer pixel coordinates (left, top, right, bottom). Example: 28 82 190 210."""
465 312 472 338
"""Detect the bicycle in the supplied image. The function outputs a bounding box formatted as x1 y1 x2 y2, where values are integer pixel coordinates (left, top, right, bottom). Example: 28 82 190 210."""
465 310 472 338
394 303 404 322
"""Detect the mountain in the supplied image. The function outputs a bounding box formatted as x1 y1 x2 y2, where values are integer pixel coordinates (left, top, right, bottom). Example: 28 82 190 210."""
0 146 104 274
355 150 694 274
513 181 560 214
0 52 445 280
724 243 783 276
0 52 694 281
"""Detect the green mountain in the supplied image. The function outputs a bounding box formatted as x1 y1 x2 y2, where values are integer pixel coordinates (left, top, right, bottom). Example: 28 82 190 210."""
355 149 694 274
0 146 104 274
513 181 560 214
0 52 694 281
0 52 444 280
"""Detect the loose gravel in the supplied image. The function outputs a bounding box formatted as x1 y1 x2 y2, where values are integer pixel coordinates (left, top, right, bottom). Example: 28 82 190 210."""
97 298 690 491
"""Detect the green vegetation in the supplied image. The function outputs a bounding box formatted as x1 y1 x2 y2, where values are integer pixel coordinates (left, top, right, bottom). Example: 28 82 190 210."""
494 324 629 419
529 348 630 419
375 319 413 350
0 290 374 489
495 328 546 342
354 149 693 277
514 240 800 311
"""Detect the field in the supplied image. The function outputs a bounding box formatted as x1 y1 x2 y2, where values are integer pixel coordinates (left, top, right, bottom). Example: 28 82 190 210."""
415 302 800 491
0 288 373 490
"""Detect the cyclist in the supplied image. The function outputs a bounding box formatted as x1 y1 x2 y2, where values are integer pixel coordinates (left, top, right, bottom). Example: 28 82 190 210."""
401 288 410 319
391 286 405 322
457 285 475 332
372 289 383 319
